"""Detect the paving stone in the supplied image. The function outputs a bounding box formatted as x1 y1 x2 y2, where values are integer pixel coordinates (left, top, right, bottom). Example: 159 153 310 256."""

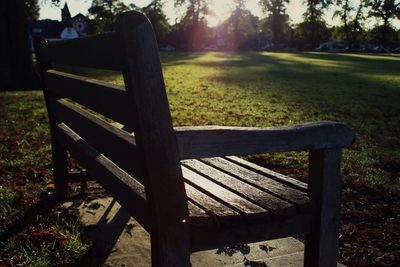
63 197 345 267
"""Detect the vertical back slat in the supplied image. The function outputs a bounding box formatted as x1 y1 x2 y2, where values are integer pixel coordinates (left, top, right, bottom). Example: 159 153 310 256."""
35 38 69 199
116 11 191 266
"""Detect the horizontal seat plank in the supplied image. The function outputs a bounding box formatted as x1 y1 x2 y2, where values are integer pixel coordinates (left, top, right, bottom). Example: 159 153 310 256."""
45 70 134 128
182 167 268 221
55 123 149 230
49 98 144 182
185 183 240 218
200 157 311 211
175 121 355 159
182 159 297 216
225 156 308 192
190 213 312 252
37 32 124 71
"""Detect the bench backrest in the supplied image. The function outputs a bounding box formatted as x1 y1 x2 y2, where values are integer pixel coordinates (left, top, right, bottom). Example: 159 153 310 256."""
36 11 190 233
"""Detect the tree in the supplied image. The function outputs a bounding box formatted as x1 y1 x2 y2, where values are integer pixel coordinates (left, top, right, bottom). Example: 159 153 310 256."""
333 0 366 48
88 0 137 33
0 0 40 90
302 0 333 49
174 0 211 50
259 0 290 45
366 0 400 47
293 19 331 49
367 24 399 46
333 0 353 47
224 0 259 49
141 1 171 45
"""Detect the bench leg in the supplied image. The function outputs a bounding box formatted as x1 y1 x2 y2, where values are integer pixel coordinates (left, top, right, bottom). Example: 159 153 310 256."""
52 141 69 200
150 228 191 266
304 149 342 267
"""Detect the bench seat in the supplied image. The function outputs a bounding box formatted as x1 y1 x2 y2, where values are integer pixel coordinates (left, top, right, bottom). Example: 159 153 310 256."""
182 156 312 251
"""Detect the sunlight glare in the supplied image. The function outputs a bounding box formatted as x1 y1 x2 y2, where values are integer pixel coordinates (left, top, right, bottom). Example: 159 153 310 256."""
206 0 236 27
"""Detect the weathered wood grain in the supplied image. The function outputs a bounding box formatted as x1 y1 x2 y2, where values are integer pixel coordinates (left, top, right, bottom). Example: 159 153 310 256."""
37 32 124 70
304 149 342 267
185 183 240 218
201 157 310 211
175 121 355 159
55 122 149 230
116 11 191 266
226 156 308 192
182 159 297 216
190 213 313 252
45 70 134 128
49 98 143 181
182 166 266 215
35 38 69 199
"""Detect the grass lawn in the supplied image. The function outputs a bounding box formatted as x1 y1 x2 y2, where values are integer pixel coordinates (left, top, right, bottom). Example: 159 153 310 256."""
1 52 400 266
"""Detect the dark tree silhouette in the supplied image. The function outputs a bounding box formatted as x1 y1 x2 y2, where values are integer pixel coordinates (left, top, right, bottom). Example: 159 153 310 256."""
141 0 171 45
0 0 39 90
259 0 290 45
88 0 137 32
366 0 400 47
303 0 332 49
174 0 210 50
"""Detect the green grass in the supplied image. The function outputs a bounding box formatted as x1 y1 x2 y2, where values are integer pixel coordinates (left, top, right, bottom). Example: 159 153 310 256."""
165 52 400 192
57 51 400 192
0 91 89 265
1 208 89 266
0 186 16 222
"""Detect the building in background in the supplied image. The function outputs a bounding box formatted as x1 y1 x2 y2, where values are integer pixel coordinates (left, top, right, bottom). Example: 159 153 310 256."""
31 2 93 42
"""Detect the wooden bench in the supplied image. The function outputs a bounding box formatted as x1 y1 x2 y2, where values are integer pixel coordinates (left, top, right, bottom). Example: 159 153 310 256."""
35 11 355 267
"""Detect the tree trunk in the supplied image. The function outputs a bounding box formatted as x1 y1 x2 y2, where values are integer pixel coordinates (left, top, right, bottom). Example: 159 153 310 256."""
0 0 38 91
382 18 389 48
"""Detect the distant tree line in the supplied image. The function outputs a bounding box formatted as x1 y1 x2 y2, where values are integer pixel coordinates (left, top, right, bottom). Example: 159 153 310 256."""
87 0 399 50
1 0 399 90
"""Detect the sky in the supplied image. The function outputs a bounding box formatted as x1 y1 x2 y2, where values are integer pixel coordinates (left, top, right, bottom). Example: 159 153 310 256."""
39 0 334 26
39 0 399 29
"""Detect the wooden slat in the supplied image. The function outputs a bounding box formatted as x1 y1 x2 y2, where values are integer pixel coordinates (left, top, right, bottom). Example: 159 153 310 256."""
304 149 342 267
182 167 268 218
49 98 144 182
182 159 296 216
190 213 313 252
200 157 311 211
225 156 308 192
175 121 355 159
45 70 134 128
37 32 124 71
185 183 240 218
116 11 191 265
55 122 149 230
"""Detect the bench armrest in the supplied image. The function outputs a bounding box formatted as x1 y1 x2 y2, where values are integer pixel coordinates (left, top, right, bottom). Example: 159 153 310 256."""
175 121 355 159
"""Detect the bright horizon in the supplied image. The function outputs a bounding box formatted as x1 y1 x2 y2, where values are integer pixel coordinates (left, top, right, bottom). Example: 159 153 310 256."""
39 0 398 29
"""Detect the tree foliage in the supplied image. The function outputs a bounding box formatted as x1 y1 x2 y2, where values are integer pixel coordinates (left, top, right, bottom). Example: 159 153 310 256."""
219 6 259 49
366 0 400 46
141 1 171 45
88 0 138 32
228 0 259 49
0 0 40 90
174 0 211 49
333 0 366 48
259 0 290 44
302 0 333 48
